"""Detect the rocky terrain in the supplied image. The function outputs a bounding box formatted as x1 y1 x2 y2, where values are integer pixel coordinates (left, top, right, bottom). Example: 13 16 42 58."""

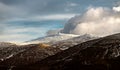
11 33 120 70
25 34 97 50
51 34 97 50
0 42 17 47
1 33 120 70
0 43 60 70
0 34 96 70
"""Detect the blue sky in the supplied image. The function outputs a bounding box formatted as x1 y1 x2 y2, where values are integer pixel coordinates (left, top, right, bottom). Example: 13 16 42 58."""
0 0 120 42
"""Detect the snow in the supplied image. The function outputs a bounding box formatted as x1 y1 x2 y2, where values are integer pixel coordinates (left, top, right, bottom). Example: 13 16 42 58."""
0 59 4 61
21 33 80 45
60 46 69 50
6 54 14 59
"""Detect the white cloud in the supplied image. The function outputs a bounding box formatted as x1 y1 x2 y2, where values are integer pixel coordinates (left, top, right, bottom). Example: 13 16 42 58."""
6 14 77 22
113 6 120 12
69 3 78 7
28 14 77 21
61 6 120 37
6 27 42 33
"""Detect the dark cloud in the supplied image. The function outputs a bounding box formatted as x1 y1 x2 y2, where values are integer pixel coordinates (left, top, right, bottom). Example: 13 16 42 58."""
0 0 119 19
0 0 25 5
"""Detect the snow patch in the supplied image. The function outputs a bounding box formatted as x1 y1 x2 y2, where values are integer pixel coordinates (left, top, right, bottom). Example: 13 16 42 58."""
6 54 14 59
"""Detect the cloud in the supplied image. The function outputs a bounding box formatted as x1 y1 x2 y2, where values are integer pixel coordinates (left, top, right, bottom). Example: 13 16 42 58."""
31 14 76 20
0 27 4 35
0 0 80 18
0 26 44 42
0 22 6 35
22 14 76 21
0 0 120 42
0 2 27 21
113 6 120 12
0 23 63 42
115 1 120 6
66 2 78 7
0 0 118 21
61 6 120 37
0 34 32 43
0 2 13 20
6 14 77 22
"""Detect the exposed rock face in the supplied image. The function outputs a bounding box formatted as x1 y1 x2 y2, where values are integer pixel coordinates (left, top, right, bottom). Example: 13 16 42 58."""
12 33 120 70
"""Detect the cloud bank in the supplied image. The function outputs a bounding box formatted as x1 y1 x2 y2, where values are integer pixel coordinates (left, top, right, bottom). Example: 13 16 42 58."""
61 6 120 37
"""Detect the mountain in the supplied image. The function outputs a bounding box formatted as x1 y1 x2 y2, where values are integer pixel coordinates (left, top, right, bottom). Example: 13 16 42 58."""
24 33 80 44
0 33 98 70
24 33 97 50
0 43 60 69
0 42 17 47
0 42 21 62
51 34 97 50
13 33 120 70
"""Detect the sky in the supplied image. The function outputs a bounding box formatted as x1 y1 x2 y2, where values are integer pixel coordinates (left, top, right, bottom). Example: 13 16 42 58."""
0 0 120 43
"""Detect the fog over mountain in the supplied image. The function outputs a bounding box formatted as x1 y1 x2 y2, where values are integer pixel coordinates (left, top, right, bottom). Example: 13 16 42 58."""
61 6 120 37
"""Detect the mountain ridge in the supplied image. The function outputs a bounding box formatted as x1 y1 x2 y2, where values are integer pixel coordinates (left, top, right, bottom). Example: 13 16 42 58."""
13 33 120 70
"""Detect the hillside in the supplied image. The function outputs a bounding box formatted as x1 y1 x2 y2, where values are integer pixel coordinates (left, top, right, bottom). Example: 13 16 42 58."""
0 43 60 69
13 33 120 70
25 33 80 44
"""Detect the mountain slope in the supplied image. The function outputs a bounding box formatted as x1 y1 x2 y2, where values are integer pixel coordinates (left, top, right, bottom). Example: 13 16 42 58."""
0 34 97 70
25 33 97 50
52 34 97 50
24 33 80 44
0 43 60 68
0 42 17 47
14 33 120 70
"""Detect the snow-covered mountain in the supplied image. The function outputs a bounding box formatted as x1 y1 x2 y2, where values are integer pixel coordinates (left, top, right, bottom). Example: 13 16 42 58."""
22 33 120 70
22 33 98 50
51 34 98 50
23 33 80 45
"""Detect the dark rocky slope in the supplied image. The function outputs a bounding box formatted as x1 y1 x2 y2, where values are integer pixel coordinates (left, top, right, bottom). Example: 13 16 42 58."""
13 33 120 70
0 43 60 69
